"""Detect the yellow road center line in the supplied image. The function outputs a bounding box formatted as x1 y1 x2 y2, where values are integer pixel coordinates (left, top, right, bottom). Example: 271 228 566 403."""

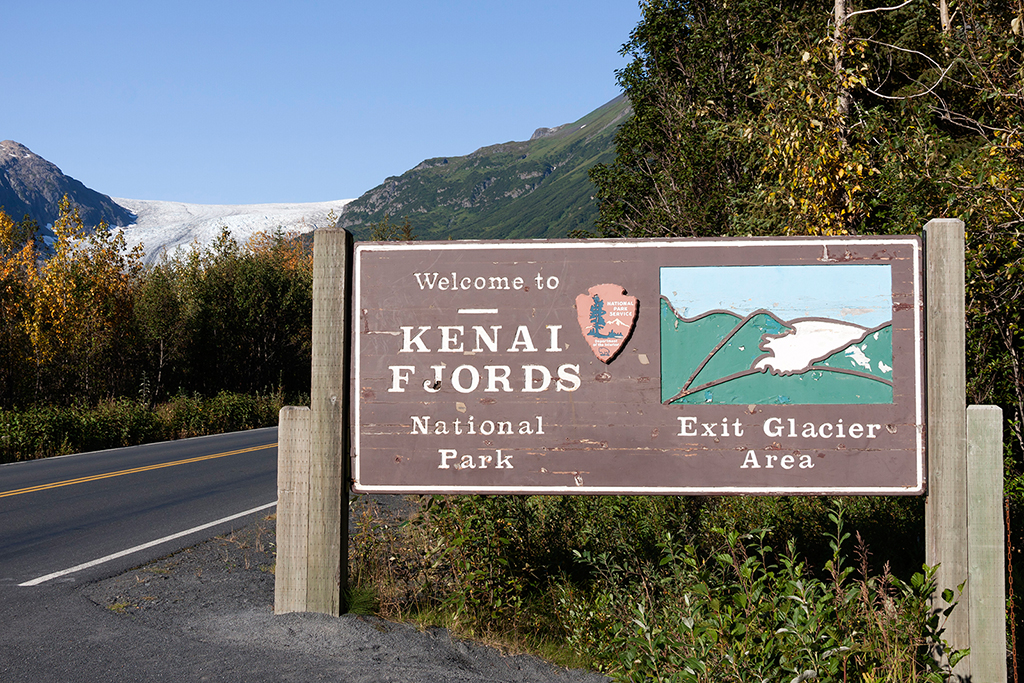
0 443 277 499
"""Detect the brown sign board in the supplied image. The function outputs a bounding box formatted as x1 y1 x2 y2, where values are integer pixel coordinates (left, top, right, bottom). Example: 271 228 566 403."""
353 237 924 495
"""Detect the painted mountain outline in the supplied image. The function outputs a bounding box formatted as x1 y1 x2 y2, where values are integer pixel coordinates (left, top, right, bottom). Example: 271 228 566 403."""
659 264 895 405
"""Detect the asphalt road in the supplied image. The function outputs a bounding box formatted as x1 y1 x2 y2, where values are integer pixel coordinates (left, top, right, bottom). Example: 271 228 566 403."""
0 427 278 586
0 428 610 682
0 429 281 682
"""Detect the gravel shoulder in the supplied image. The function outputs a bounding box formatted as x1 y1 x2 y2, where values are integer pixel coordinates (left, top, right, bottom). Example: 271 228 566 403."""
82 506 610 683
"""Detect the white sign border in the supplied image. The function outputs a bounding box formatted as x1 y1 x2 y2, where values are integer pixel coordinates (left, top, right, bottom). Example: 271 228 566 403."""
352 236 924 496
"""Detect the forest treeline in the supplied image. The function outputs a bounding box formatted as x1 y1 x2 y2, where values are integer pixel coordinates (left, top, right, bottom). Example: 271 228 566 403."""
588 0 1024 491
0 198 312 458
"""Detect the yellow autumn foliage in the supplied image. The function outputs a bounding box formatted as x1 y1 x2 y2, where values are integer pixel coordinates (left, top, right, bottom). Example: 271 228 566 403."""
0 197 143 403
749 39 874 236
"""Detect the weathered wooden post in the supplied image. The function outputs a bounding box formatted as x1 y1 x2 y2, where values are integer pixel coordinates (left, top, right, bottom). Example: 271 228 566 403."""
307 224 351 615
923 218 969 674
275 405 310 613
967 404 1006 682
921 218 1012 680
275 224 351 616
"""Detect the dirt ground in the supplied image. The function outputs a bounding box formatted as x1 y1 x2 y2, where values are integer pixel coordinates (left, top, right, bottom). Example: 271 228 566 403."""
83 500 610 683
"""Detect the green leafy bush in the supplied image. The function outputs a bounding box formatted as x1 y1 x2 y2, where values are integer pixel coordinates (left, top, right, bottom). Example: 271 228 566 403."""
0 391 286 462
561 505 963 681
0 400 161 461
425 495 702 629
421 496 962 680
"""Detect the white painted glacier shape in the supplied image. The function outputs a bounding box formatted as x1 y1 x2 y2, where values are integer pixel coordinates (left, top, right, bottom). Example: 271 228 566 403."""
754 320 868 376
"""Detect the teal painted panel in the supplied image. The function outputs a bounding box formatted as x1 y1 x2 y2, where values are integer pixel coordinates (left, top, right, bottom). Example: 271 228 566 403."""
661 265 893 405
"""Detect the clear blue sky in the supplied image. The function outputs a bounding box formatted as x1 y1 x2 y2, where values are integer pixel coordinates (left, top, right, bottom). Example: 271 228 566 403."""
3 1 640 205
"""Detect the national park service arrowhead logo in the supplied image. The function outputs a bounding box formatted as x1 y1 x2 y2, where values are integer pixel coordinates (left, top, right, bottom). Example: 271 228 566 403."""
575 284 638 363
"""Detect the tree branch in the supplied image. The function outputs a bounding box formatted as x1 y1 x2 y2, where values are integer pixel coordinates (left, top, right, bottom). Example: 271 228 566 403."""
859 38 954 100
845 0 915 21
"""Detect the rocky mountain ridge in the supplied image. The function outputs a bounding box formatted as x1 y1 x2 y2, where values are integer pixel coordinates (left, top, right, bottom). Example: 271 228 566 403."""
0 140 134 228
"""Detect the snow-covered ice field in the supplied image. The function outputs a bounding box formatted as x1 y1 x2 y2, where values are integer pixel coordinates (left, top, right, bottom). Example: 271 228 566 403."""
114 197 354 264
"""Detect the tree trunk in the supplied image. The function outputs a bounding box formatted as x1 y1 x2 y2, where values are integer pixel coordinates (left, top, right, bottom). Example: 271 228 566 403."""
834 0 849 123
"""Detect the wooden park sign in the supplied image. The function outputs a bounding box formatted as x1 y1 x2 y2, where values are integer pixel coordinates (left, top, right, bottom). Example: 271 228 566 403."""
353 236 924 495
280 223 1005 682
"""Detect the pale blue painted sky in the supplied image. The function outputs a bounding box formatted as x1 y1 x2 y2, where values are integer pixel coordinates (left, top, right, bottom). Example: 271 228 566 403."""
661 265 894 328
3 1 640 204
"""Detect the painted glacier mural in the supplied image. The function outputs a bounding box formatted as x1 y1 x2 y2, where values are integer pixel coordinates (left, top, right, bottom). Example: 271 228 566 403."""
660 264 894 405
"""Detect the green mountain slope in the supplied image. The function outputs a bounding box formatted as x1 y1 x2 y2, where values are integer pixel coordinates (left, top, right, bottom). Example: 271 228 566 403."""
339 96 630 240
660 301 743 402
660 303 895 406
686 311 791 393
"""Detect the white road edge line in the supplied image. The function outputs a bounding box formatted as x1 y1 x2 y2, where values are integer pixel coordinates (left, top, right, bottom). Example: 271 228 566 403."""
19 501 278 587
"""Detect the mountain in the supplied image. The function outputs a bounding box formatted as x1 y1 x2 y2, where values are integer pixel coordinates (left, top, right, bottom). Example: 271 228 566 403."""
338 95 631 240
0 140 352 262
2 95 630 256
0 140 135 228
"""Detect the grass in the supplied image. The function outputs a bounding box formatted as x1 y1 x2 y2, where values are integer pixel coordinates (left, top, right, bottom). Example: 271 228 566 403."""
107 601 131 614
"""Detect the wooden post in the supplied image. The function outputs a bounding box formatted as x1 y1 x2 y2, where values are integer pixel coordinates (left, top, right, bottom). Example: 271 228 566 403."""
274 226 351 615
307 225 351 616
275 405 310 614
923 218 969 676
967 404 1006 682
